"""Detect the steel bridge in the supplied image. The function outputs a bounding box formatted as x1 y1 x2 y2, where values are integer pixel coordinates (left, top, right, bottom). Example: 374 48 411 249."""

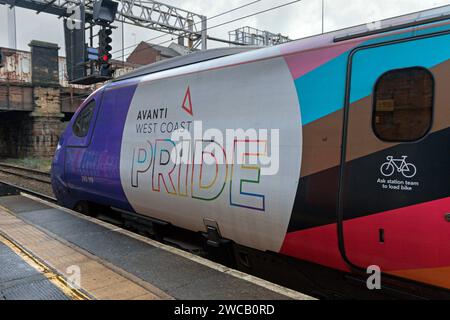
0 0 208 49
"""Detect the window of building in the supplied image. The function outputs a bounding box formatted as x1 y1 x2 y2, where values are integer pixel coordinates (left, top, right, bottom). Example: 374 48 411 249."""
373 67 434 142
73 100 96 137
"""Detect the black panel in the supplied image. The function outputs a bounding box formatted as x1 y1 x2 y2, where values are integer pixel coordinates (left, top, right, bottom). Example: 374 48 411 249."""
342 127 450 221
287 127 450 232
30 41 60 86
63 8 86 82
287 167 340 232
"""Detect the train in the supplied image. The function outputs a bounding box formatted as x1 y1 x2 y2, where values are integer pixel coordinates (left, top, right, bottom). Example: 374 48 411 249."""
52 6 450 299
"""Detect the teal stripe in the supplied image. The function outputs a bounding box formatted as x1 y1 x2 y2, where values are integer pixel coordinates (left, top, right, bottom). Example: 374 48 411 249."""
294 52 349 125
350 34 450 102
295 24 450 125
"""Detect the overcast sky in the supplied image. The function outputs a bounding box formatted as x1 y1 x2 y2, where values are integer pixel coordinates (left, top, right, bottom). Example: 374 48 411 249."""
1 0 450 59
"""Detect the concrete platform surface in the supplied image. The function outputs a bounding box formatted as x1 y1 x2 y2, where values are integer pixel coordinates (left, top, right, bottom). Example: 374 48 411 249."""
0 241 69 300
0 194 313 300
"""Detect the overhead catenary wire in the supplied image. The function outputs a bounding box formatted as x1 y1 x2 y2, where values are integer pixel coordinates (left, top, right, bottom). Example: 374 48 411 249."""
112 0 303 62
113 0 302 60
62 0 264 74
111 0 264 59
51 0 306 104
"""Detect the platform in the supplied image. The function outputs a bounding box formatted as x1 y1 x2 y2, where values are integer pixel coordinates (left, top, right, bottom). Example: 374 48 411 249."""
0 194 313 300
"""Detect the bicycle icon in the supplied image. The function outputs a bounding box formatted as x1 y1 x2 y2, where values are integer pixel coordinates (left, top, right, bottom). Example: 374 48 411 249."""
380 156 417 178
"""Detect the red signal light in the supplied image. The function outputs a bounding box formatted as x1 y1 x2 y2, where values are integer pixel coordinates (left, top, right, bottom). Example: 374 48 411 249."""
102 54 109 62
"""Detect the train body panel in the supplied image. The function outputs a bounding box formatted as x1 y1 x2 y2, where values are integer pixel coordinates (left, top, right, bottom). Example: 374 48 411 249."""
119 56 302 253
52 15 450 295
280 26 450 290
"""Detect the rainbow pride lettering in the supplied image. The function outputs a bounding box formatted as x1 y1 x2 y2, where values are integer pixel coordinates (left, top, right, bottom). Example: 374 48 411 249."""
130 139 266 212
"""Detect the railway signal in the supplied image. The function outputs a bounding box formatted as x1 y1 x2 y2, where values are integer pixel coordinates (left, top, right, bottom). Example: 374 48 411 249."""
62 0 117 84
98 27 113 62
94 0 116 79
98 26 113 77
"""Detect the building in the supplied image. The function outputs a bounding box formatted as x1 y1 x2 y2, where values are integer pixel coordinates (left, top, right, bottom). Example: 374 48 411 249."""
0 39 191 158
0 41 137 158
126 41 193 66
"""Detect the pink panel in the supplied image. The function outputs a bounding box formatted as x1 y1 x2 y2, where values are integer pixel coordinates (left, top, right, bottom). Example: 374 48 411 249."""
344 197 450 271
282 41 362 79
281 197 450 272
280 223 349 271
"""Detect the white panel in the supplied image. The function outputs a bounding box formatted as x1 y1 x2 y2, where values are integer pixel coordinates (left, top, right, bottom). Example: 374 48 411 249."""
120 56 302 252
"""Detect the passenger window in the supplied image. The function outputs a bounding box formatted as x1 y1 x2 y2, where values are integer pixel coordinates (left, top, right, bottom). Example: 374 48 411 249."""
73 100 96 137
373 67 434 142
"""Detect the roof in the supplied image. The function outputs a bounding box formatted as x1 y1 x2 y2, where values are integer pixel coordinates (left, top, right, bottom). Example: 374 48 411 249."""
114 46 261 82
276 4 450 56
333 4 450 42
169 43 196 56
149 43 179 58
128 41 181 58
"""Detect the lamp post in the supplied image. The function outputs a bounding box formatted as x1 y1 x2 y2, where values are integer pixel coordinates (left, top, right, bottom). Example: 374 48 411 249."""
321 0 325 33
7 6 17 49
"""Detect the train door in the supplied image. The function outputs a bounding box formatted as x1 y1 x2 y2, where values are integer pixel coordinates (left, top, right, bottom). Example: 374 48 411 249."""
340 32 450 289
64 92 103 198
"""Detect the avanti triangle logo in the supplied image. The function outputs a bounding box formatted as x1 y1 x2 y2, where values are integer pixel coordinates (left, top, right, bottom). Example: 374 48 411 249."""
182 86 193 116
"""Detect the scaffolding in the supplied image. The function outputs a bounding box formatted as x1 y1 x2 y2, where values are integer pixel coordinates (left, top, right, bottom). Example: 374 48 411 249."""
228 26 290 46
0 0 208 49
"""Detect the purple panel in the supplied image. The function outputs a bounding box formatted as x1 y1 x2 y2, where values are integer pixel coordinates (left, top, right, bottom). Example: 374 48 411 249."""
84 81 139 210
60 80 138 211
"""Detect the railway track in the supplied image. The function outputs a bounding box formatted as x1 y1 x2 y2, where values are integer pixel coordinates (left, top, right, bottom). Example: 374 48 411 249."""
0 163 51 185
0 180 57 203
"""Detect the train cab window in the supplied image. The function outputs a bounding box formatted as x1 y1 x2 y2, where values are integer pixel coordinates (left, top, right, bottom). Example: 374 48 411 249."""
73 100 96 137
373 67 434 142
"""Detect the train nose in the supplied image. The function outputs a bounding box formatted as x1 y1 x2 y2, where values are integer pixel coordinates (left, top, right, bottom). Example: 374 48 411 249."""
51 140 69 205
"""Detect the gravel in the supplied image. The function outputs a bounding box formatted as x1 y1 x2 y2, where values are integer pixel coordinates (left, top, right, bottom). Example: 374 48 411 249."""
0 172 54 198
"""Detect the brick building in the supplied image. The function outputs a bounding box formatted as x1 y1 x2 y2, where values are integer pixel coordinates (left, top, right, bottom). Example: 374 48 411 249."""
0 41 136 158
126 41 193 66
0 39 190 158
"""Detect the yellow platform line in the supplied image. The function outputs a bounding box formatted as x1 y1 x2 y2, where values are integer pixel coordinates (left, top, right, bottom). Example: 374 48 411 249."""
0 233 90 300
